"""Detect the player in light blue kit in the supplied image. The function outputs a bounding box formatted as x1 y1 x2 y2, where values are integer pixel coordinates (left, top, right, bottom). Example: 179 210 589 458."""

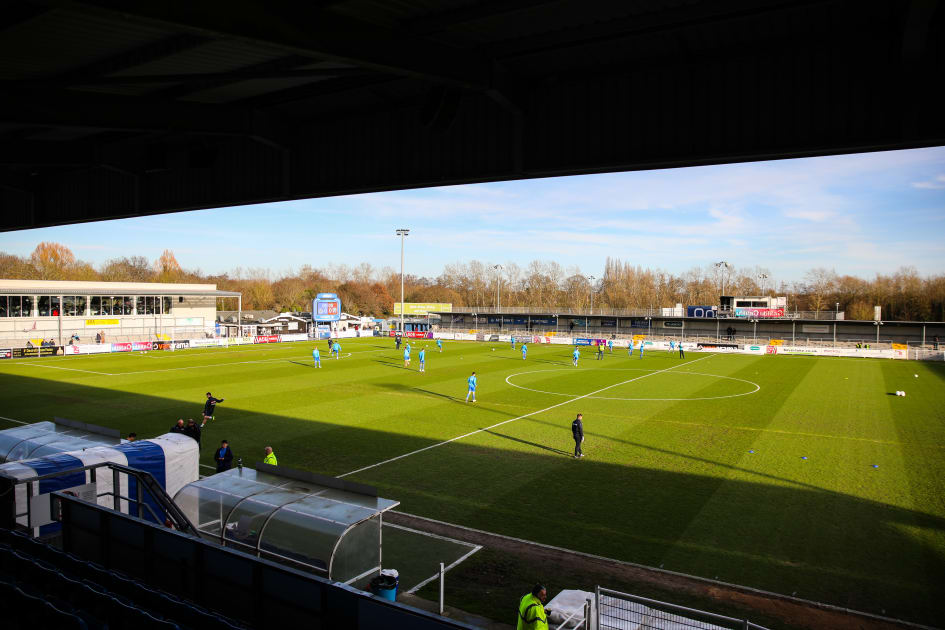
436 338 443 352
511 336 516 350
627 340 633 357
669 340 675 354
331 341 341 359
521 342 527 360
638 341 645 359
403 345 411 368
312 346 321 368
572 347 580 367
608 339 613 353
465 372 477 402
418 347 426 372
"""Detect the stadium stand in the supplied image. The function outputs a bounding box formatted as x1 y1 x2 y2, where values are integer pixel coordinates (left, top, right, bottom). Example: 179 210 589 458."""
0 528 246 630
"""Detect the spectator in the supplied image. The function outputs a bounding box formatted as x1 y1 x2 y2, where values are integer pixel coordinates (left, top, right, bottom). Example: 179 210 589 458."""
95 332 101 344
184 419 201 447
516 584 549 630
263 446 278 466
170 419 185 434
216 440 233 473
126 433 137 442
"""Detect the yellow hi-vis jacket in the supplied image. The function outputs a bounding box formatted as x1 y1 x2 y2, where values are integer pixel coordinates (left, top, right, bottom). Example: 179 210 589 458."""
516 593 548 630
263 452 277 466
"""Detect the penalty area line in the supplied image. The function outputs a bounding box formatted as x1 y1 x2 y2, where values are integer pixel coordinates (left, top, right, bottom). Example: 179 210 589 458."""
338 354 713 478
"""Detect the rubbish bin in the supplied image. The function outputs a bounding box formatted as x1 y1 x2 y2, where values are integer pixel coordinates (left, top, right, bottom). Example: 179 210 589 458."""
370 569 399 602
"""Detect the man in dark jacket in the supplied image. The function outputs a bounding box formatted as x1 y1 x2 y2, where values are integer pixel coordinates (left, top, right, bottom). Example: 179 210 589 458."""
201 392 224 428
571 413 584 458
170 419 185 434
215 440 233 473
184 419 202 447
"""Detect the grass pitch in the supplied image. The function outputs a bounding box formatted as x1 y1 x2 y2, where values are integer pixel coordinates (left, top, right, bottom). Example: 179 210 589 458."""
1 338 943 625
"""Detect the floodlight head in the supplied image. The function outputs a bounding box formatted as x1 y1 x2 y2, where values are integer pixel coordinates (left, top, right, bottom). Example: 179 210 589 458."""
396 228 410 236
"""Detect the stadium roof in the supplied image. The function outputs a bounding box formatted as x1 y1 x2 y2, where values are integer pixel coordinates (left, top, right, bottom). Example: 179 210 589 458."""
0 287 241 297
0 279 241 297
1 1 942 231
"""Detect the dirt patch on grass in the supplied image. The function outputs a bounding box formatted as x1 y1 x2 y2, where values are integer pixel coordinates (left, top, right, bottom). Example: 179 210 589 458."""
389 511 929 630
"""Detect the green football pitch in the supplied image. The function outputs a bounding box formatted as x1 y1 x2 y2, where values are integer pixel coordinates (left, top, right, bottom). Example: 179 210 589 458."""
1 338 943 625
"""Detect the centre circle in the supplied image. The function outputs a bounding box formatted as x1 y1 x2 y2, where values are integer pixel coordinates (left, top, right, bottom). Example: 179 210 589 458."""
504 367 760 401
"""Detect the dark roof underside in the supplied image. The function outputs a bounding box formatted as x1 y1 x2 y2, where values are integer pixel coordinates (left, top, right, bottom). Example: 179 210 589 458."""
0 0 942 231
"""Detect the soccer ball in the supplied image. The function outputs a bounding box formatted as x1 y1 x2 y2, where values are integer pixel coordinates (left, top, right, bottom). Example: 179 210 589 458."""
914 374 918 378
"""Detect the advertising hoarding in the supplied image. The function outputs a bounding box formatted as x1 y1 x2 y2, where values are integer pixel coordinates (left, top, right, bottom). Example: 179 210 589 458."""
393 303 452 315
734 307 785 318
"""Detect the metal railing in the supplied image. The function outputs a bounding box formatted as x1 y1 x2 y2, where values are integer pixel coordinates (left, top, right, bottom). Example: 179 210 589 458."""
450 306 846 320
596 587 770 630
0 461 197 536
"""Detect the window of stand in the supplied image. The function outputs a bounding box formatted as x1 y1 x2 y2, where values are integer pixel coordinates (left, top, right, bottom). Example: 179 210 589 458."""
38 296 60 317
2 296 34 317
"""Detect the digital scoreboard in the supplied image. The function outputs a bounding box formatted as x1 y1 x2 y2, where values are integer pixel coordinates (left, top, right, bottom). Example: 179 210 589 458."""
313 293 341 322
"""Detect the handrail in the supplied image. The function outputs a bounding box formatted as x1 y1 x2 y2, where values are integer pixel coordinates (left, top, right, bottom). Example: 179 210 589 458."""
0 460 198 536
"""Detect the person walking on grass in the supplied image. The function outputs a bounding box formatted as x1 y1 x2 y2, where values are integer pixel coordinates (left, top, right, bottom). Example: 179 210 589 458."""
404 343 411 368
639 341 645 359
201 393 224 428
572 413 585 459
465 372 477 403
521 342 527 361
572 346 580 367
418 347 426 373
596 341 604 361
516 584 549 630
313 346 321 368
332 340 341 359
679 341 686 359
436 337 443 352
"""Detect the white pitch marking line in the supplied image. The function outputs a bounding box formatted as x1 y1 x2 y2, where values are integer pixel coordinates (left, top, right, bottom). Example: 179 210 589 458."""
10 362 112 376
0 415 29 425
405 544 483 594
339 354 714 478
385 522 479 548
504 367 760 401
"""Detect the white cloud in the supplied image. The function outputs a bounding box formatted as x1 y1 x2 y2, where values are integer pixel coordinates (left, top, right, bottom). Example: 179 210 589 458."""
911 174 945 189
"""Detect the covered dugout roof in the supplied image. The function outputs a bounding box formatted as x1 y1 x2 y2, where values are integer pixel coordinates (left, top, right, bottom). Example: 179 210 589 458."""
1 1 943 231
0 419 121 464
173 463 398 583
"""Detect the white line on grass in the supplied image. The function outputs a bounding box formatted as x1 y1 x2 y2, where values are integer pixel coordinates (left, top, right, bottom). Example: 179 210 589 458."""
10 362 111 376
0 415 29 425
339 354 714 478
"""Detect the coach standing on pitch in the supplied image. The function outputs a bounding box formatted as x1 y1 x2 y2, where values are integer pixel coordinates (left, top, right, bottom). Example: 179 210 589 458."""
571 413 584 458
679 342 685 359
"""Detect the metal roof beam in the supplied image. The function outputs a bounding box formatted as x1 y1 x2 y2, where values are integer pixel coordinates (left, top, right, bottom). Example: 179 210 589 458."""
67 1 497 91
0 90 282 141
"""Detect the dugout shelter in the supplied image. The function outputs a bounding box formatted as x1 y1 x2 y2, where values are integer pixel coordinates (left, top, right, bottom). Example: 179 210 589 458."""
0 418 120 464
173 462 399 584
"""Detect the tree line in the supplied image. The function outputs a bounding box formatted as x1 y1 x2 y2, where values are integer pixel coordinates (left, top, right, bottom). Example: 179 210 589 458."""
2 243 943 321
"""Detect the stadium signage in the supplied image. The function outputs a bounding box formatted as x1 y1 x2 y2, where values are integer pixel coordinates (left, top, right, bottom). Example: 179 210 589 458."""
254 335 279 344
387 331 432 339
85 318 120 327
801 324 830 333
0 348 11 359
573 338 607 346
601 318 616 327
313 293 341 322
111 343 133 352
687 306 717 318
393 302 452 315
173 340 190 350
663 320 683 328
132 342 152 351
734 307 784 318
13 346 64 358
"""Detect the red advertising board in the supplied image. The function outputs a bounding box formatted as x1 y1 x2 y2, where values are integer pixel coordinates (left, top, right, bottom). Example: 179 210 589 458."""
254 335 279 344
389 331 429 338
111 342 132 352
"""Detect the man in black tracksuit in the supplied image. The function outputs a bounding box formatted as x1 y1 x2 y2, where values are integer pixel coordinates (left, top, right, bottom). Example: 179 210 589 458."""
201 392 224 428
571 413 584 458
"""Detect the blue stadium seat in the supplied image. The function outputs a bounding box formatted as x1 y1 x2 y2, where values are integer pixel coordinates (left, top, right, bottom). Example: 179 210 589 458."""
41 600 89 630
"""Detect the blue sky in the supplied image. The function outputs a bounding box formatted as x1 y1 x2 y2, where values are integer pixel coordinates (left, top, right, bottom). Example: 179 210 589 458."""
2 147 944 282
